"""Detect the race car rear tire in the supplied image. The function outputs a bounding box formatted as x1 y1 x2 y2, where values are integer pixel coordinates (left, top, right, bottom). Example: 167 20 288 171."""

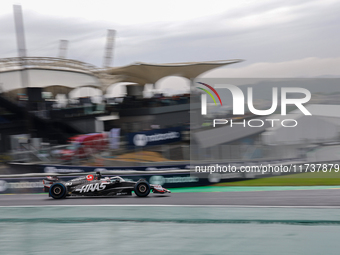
49 183 67 199
134 181 150 197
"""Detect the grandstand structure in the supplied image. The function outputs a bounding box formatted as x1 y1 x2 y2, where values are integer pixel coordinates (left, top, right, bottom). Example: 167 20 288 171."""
0 56 242 153
0 56 243 99
0 5 244 154
0 5 242 98
0 57 113 99
0 57 99 73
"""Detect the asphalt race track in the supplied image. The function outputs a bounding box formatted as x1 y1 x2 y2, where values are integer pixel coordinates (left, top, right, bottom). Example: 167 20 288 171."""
2 189 340 206
2 190 340 255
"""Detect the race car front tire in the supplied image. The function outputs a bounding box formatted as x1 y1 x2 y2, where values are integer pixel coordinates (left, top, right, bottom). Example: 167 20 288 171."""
134 181 151 197
49 183 67 199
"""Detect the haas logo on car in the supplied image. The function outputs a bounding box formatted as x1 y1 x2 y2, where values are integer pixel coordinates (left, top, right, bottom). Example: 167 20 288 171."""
75 183 106 193
86 175 94 181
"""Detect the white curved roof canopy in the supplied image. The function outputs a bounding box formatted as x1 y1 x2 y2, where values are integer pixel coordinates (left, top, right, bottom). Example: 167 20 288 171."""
0 57 243 94
105 59 243 85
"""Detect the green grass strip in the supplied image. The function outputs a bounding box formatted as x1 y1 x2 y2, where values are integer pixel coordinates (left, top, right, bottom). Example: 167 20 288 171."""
214 171 340 186
170 185 340 193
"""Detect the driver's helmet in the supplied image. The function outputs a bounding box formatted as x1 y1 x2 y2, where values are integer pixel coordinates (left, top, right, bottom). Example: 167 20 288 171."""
95 171 102 180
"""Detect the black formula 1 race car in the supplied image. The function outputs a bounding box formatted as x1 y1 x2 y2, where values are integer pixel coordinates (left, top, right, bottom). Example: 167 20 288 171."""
43 172 171 199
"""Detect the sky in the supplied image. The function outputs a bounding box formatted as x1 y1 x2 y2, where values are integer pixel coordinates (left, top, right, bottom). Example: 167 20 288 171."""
0 0 339 96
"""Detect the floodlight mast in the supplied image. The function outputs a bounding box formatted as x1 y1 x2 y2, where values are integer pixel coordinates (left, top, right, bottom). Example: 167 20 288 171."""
103 29 116 68
13 5 29 88
59 40 69 59
13 5 33 136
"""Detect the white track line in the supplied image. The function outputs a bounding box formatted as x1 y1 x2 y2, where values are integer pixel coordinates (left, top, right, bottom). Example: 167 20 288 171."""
1 205 340 209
